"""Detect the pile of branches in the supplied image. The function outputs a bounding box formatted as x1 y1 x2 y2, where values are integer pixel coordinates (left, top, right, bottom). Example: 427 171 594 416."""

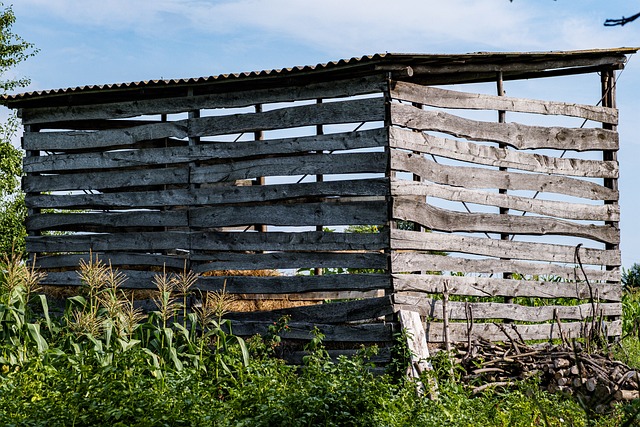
454 339 639 413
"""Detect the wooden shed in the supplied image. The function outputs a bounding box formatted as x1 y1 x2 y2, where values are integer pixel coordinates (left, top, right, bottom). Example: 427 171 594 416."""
4 48 636 361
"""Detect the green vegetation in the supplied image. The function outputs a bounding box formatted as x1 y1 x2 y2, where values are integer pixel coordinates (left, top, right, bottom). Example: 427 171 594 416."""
0 251 639 426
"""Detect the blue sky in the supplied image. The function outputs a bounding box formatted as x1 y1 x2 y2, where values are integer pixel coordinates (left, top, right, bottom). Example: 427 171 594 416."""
6 0 640 266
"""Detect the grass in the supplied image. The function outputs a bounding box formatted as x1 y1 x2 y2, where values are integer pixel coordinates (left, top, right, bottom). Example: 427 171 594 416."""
0 251 639 426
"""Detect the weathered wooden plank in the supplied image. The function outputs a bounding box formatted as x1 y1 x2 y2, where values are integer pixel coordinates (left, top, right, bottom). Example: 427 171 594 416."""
33 253 188 270
192 152 388 184
390 229 621 266
390 81 618 124
26 210 187 232
27 231 389 253
391 151 618 201
393 197 619 244
191 251 388 272
390 181 619 222
395 294 621 321
398 310 434 384
229 320 394 342
26 178 389 210
21 76 386 125
24 97 385 151
23 128 388 173
39 270 392 293
392 274 622 301
424 320 622 342
23 167 189 193
390 103 618 151
390 127 618 179
226 296 393 323
190 200 388 228
390 252 620 282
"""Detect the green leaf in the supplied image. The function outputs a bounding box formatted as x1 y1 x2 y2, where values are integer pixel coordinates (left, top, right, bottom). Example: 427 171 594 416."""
26 322 48 353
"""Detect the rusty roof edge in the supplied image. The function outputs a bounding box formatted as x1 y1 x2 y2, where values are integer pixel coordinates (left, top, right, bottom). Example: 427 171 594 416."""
3 48 638 106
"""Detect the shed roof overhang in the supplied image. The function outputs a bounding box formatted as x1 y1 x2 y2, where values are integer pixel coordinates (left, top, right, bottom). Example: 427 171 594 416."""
2 48 638 109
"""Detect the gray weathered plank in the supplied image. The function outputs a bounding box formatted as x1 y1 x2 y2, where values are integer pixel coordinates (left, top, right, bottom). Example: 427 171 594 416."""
21 76 386 125
27 231 389 253
192 152 388 184
391 151 618 201
392 274 621 301
24 128 388 173
390 127 618 179
424 320 622 342
226 296 393 323
390 252 619 282
390 229 621 266
26 178 389 210
395 294 621 321
390 81 618 124
390 103 618 151
23 167 189 193
190 200 388 228
33 253 188 270
390 181 619 222
26 210 187 232
24 97 385 151
393 197 619 244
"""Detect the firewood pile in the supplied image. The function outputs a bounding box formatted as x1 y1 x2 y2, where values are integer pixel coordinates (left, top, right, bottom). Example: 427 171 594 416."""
455 340 639 412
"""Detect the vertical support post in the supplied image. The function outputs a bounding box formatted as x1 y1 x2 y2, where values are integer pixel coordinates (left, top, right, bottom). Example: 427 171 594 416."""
601 68 619 262
23 124 40 263
497 72 514 306
253 104 267 234
187 88 200 265
314 99 324 276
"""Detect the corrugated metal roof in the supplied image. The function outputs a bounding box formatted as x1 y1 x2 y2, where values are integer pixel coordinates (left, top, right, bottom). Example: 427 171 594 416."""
3 48 638 105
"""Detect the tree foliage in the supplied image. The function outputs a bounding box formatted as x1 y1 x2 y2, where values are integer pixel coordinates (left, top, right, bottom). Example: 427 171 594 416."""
0 3 37 256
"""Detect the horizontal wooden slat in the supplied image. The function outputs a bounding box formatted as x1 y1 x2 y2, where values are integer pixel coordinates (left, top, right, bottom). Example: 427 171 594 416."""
23 167 189 193
391 181 619 222
26 210 187 232
390 229 620 266
191 200 388 228
191 251 388 272
227 296 393 323
390 127 618 179
392 274 621 301
424 320 622 342
191 152 388 184
26 179 390 210
33 253 188 270
39 271 391 294
393 197 618 244
391 151 618 201
390 252 619 282
395 294 621 321
230 320 394 342
24 128 388 173
390 103 618 151
21 76 386 125
24 97 385 151
27 231 389 253
390 81 618 124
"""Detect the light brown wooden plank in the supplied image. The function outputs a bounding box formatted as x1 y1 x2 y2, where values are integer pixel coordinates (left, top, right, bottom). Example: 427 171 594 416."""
424 320 622 342
24 97 385 151
390 127 618 179
27 231 389 253
390 229 621 266
190 200 388 228
395 294 621 321
26 179 389 210
390 103 618 151
390 81 618 124
391 151 618 201
23 128 388 173
21 76 386 125
390 181 619 222
392 274 622 301
393 197 619 244
390 252 619 282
